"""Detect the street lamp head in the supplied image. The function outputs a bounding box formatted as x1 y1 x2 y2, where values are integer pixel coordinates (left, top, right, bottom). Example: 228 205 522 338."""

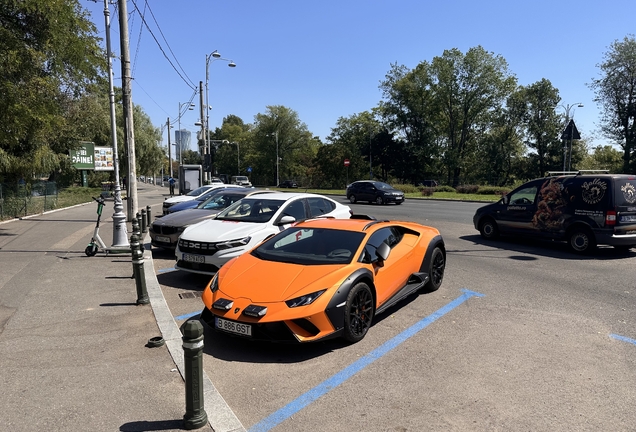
228 61 236 68
194 121 202 126
212 51 221 59
577 103 584 108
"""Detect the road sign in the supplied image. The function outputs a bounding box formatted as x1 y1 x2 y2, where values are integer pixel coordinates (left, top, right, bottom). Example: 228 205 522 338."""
561 119 581 140
247 166 252 173
344 159 350 167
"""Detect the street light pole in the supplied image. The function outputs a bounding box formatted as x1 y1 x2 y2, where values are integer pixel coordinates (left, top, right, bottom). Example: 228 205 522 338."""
177 102 195 166
204 50 236 183
560 102 584 172
275 131 279 187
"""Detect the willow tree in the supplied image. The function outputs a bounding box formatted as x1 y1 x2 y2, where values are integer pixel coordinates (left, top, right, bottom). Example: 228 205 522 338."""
0 0 105 182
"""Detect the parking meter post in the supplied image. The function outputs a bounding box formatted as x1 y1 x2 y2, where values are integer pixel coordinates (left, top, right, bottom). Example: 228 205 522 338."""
146 205 151 226
181 319 208 429
141 208 147 233
130 233 149 305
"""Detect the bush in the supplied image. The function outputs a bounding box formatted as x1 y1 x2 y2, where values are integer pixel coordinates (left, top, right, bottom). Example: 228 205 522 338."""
435 185 456 193
420 187 435 196
476 186 511 196
392 183 420 194
455 184 479 194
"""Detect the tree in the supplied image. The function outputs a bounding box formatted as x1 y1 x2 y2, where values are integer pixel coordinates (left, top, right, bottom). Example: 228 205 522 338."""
579 145 624 173
509 79 563 177
378 62 441 182
0 0 105 181
252 106 317 186
324 111 381 186
589 35 636 173
430 46 517 187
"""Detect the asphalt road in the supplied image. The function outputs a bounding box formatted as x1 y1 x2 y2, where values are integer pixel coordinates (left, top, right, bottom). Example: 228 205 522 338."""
152 197 636 432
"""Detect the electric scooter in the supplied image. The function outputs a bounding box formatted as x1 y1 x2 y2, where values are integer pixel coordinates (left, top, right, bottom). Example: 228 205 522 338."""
85 195 132 256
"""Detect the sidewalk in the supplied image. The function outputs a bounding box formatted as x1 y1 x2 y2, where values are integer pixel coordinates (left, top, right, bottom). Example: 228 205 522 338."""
0 184 230 432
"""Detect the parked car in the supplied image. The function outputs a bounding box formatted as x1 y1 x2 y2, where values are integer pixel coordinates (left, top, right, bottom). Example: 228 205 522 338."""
150 188 274 250
175 192 352 275
162 184 229 215
200 215 445 343
164 185 243 215
473 171 636 253
231 175 252 187
278 180 298 188
346 180 405 205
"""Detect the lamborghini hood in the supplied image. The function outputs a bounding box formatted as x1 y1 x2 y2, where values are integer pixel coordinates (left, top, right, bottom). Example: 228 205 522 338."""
218 253 349 303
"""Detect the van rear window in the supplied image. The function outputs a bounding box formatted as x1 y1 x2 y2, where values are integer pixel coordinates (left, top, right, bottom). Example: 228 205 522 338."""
615 180 636 207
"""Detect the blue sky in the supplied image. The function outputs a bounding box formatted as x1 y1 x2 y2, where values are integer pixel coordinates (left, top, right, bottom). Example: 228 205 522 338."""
83 1 635 150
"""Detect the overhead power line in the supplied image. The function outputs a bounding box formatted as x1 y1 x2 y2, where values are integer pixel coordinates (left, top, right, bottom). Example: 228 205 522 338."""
128 0 197 90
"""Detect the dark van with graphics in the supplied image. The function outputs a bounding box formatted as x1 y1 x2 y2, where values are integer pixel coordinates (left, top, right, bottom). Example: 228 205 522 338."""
473 171 636 253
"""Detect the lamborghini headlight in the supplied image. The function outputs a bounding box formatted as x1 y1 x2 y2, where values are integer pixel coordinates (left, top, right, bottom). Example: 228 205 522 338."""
285 289 326 308
209 273 219 292
216 237 251 250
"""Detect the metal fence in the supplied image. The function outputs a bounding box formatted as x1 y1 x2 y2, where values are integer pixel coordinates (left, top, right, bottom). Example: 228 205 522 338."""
0 181 58 221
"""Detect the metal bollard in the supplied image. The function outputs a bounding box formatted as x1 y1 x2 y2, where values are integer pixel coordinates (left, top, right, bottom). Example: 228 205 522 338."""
146 205 152 226
141 208 147 233
130 233 149 305
181 319 208 430
132 216 143 251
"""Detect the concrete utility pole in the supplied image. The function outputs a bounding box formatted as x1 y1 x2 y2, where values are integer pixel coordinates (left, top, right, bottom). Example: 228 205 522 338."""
102 0 128 248
118 0 137 221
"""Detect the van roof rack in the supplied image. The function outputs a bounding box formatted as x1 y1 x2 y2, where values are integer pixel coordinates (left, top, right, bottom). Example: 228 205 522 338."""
545 170 610 177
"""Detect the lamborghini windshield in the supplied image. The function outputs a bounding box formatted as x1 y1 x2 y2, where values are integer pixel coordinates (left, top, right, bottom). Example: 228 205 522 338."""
252 227 365 265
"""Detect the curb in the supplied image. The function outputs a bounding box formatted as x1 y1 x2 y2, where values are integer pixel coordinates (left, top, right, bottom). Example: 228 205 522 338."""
142 235 246 432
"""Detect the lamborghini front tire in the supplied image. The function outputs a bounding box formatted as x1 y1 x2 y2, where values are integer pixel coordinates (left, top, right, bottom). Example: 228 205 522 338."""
343 282 374 343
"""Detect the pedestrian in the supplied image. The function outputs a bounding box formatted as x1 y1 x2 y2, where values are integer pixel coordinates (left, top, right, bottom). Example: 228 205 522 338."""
168 176 175 196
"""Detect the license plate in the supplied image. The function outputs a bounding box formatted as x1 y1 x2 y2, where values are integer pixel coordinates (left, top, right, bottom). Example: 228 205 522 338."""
182 253 205 263
215 317 252 336
620 215 636 222
156 235 170 243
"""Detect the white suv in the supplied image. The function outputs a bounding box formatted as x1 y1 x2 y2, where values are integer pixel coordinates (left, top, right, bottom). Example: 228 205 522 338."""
175 192 352 275
231 175 252 187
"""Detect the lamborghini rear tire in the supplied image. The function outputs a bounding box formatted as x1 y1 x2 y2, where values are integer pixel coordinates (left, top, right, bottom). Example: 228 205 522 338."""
343 282 374 343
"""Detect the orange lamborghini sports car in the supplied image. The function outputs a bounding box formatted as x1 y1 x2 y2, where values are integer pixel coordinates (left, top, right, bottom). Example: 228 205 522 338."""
200 216 446 343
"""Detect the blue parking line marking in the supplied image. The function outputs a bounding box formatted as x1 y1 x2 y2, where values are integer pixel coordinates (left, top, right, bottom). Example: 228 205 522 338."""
157 267 176 273
610 334 636 346
175 311 201 321
248 288 485 432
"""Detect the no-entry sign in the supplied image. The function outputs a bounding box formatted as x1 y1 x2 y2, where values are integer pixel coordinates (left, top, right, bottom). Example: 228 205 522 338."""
344 159 350 167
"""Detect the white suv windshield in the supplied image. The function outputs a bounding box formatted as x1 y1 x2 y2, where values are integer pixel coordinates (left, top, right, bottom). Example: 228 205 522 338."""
215 198 285 223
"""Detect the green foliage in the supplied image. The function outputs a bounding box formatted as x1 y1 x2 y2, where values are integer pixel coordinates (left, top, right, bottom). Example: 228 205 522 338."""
588 35 636 173
455 184 480 194
476 186 511 195
0 0 106 182
435 185 457 193
391 183 420 194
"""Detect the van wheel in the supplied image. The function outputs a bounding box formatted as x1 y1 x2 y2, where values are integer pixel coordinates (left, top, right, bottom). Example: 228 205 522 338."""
479 218 499 239
568 227 596 253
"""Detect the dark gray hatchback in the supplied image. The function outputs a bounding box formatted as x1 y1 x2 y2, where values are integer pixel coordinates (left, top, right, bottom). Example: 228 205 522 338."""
473 172 636 253
346 180 405 205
